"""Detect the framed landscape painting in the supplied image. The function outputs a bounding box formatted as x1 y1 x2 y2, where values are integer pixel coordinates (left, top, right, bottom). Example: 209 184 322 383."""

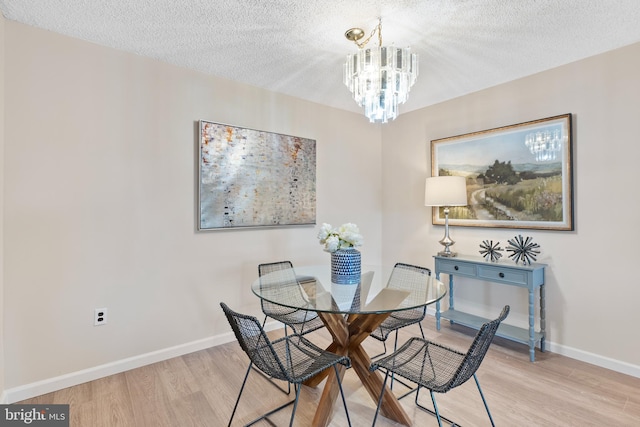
431 114 573 230
198 120 316 230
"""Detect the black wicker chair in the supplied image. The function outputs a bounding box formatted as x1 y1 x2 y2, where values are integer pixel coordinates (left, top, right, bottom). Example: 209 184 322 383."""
370 263 432 352
258 261 325 336
220 302 351 427
369 263 431 389
370 305 510 427
257 261 326 394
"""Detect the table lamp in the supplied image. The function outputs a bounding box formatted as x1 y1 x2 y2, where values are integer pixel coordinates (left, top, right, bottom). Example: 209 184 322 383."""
424 176 468 257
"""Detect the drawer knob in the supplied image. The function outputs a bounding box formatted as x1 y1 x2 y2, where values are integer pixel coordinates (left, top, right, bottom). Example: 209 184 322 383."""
454 265 459 271
499 272 505 278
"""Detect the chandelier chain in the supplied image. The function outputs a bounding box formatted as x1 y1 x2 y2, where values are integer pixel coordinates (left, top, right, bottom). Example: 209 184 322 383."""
354 18 382 49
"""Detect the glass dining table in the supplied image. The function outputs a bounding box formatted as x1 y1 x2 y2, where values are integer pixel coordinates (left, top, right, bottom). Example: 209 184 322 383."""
251 264 447 427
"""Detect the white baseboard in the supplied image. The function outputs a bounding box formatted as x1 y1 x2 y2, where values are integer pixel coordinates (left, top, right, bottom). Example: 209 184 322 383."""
425 307 640 379
546 342 640 378
3 317 638 403
2 321 283 404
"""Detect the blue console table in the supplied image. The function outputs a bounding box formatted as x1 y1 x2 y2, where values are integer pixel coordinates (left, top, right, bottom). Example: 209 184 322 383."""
434 255 546 362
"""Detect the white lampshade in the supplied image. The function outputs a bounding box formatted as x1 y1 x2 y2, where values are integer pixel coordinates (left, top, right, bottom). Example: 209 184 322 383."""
424 176 467 207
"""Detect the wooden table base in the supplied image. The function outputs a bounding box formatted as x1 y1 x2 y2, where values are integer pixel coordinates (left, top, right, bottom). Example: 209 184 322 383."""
305 311 413 427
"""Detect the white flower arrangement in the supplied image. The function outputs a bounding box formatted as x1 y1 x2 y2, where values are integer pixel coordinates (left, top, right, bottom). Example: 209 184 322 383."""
317 223 364 253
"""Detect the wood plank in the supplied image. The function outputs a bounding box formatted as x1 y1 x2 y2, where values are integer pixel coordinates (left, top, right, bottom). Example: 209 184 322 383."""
14 316 640 426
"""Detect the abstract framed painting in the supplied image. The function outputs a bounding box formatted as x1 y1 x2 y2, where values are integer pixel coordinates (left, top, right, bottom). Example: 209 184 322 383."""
430 113 573 230
198 121 316 230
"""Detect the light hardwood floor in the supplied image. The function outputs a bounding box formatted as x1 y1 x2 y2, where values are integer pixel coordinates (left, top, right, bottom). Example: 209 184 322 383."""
20 315 640 426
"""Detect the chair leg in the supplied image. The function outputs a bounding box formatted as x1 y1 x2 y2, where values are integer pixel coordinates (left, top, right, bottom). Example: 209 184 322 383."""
228 363 253 427
334 365 352 427
413 386 443 427
371 370 390 426
240 367 349 427
474 373 496 427
429 391 444 427
288 384 303 427
416 385 484 427
370 339 388 361
389 331 399 390
414 387 457 427
240 383 296 427
418 321 425 339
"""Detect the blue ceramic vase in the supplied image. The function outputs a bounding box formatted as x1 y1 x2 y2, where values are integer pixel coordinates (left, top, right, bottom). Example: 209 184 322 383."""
331 248 361 284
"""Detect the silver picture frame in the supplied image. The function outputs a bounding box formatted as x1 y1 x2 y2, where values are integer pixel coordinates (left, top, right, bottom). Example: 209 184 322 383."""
198 120 316 231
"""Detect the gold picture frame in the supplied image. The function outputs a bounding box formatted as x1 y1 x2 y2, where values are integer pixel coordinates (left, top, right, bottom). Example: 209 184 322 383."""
431 114 573 230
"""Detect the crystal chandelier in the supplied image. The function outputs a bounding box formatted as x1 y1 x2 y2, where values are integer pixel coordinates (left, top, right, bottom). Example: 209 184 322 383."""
524 128 563 162
343 18 418 123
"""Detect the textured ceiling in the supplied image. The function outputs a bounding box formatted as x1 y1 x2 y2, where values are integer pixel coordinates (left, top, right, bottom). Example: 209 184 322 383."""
1 0 640 116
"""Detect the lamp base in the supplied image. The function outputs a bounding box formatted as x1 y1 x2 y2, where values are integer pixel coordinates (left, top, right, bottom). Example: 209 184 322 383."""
437 250 457 257
437 208 458 257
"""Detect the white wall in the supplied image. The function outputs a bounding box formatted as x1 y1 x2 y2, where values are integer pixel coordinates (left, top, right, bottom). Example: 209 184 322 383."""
2 21 382 396
3 19 639 401
382 42 640 373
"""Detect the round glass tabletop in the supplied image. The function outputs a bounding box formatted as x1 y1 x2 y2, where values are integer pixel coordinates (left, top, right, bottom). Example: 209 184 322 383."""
252 264 446 315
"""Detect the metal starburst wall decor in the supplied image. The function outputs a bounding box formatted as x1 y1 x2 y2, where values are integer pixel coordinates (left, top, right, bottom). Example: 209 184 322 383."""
506 235 541 265
479 240 503 262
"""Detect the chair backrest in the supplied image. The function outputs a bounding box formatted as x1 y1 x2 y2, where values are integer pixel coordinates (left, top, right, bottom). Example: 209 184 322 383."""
258 261 309 313
386 262 432 314
258 261 296 281
220 302 289 381
387 262 432 290
448 305 510 389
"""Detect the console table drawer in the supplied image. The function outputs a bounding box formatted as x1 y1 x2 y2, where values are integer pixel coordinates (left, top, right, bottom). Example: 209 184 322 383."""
478 265 528 286
436 260 477 276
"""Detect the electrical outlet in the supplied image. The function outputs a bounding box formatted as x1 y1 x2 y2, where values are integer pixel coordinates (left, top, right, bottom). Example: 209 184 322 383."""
94 308 108 326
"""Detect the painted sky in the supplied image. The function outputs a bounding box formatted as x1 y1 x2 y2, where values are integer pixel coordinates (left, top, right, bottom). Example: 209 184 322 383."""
436 122 565 166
